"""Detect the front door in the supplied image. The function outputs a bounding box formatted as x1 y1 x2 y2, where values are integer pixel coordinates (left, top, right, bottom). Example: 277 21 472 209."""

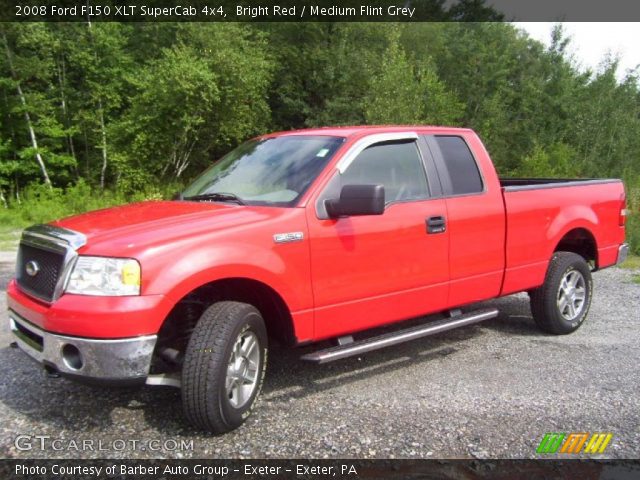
307 138 450 340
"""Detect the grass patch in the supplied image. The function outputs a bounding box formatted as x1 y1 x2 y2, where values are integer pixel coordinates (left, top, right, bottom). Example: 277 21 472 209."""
619 254 640 270
632 274 640 284
0 181 181 251
0 226 22 251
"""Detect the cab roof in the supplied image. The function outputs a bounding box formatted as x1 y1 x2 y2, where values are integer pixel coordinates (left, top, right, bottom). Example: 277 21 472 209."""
263 125 474 139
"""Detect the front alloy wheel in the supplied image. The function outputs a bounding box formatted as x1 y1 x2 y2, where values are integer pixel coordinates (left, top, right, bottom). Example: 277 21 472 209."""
226 330 261 409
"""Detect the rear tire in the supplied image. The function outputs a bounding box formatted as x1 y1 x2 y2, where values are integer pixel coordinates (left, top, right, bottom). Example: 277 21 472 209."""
530 252 593 335
182 301 267 433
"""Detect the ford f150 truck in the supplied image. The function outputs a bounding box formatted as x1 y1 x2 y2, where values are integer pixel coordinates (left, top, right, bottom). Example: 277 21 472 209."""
7 126 629 433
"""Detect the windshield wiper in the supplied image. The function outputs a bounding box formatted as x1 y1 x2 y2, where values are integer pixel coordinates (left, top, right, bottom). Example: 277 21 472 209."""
183 192 246 205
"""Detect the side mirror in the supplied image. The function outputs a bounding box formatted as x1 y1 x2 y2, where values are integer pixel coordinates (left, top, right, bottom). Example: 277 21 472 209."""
325 184 385 218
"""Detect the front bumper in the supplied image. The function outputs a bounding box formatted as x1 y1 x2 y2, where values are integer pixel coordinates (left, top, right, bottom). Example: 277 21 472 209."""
616 243 629 265
7 279 166 338
9 310 156 385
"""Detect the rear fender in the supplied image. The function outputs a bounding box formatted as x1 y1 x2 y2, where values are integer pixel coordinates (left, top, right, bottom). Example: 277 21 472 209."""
547 206 599 261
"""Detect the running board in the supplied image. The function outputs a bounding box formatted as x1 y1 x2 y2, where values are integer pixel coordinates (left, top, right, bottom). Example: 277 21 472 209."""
301 308 499 364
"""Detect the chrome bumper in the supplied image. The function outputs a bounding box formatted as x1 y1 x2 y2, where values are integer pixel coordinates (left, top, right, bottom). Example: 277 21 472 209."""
616 243 629 265
9 310 156 382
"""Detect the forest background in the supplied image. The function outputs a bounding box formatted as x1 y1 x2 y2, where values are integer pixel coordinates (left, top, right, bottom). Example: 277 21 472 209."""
1 20 638 254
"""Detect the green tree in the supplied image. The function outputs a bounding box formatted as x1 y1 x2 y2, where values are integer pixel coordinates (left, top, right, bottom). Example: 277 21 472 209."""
365 28 462 125
65 22 133 188
113 24 273 183
0 24 61 188
517 142 580 177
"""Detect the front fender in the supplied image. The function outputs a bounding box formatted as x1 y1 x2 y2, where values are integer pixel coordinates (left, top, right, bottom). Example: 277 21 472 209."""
142 241 313 315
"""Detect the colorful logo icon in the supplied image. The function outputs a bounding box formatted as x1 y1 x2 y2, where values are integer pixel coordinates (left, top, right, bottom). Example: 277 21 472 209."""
537 432 613 454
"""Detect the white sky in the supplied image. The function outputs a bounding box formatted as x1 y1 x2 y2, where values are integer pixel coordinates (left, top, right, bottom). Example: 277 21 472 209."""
513 23 640 80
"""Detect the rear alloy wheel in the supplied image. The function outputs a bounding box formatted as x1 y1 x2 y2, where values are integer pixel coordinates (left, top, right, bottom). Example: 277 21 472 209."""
530 252 593 335
182 301 267 433
556 269 587 321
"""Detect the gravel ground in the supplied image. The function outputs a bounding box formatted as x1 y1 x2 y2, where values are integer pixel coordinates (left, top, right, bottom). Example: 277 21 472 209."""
0 249 638 460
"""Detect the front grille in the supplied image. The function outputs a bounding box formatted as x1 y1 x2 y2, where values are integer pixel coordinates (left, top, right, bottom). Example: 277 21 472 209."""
16 243 66 302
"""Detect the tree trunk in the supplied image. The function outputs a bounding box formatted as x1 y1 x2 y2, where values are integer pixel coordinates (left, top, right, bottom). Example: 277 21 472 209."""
15 177 21 204
56 55 78 177
98 103 108 189
86 19 109 189
1 31 52 187
83 127 90 177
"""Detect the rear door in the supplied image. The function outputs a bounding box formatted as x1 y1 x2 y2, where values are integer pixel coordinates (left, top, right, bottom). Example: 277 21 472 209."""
307 135 450 340
423 134 505 306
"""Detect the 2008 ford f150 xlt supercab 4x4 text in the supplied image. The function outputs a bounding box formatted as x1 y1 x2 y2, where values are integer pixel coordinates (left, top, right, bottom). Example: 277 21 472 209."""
7 126 629 433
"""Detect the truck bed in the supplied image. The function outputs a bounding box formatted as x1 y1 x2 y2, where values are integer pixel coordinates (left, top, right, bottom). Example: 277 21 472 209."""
499 177 625 296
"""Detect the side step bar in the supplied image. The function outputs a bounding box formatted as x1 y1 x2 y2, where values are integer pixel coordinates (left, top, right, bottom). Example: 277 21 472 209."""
301 308 498 364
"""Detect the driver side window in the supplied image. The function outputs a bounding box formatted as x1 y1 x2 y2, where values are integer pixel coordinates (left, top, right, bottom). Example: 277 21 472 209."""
341 141 429 203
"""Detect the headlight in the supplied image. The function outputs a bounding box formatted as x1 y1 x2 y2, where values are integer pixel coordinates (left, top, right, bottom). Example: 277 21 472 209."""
66 256 141 296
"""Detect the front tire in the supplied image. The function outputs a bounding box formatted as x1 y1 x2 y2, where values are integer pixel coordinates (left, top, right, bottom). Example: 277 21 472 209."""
182 301 267 433
530 252 593 335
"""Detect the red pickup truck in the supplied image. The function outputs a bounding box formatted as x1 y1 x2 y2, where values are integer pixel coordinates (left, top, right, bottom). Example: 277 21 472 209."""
7 126 629 433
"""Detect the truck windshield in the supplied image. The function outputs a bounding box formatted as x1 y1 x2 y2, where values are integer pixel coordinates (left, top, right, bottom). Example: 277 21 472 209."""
182 135 345 207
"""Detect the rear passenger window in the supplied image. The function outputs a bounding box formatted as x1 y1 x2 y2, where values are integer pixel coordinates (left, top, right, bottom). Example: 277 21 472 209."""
435 136 483 195
341 141 429 203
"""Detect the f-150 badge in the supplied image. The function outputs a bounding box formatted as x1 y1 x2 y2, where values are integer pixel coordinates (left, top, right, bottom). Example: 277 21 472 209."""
273 232 304 244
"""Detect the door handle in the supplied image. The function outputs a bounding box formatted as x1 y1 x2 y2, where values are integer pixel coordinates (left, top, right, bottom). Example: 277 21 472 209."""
426 215 446 234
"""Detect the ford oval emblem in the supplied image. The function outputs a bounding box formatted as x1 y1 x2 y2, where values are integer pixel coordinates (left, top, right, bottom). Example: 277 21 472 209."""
25 260 40 277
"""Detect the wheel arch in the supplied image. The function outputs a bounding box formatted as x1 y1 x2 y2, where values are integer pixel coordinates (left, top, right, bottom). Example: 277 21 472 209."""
553 227 598 268
152 277 297 374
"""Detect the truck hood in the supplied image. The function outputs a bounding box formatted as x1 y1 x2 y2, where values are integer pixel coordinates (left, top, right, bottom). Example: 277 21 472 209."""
52 200 284 255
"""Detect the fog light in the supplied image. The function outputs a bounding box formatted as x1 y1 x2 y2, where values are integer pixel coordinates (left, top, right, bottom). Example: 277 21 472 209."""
61 344 83 370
